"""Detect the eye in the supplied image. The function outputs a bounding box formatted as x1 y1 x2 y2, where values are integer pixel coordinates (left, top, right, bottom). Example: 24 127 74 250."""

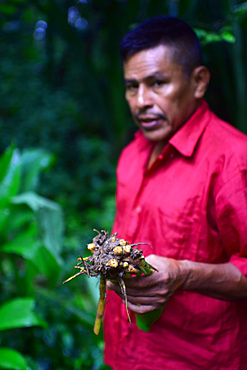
153 80 165 88
126 82 138 90
125 82 138 96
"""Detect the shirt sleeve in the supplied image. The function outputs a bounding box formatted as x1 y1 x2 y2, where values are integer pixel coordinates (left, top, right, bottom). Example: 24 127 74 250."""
215 170 247 277
229 254 247 276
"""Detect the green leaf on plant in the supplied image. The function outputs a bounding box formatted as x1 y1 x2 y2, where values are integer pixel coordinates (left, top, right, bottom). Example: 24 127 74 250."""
0 145 15 184
1 226 61 282
0 347 28 370
194 27 235 45
12 192 64 259
222 32 235 43
0 225 37 255
0 146 21 207
20 149 55 192
0 298 46 331
30 244 61 283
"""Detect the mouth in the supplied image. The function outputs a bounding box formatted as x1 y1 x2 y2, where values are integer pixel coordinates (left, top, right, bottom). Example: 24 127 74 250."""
136 114 167 130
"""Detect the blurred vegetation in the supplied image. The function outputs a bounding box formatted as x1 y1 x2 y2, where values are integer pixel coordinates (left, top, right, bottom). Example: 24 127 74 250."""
0 0 246 369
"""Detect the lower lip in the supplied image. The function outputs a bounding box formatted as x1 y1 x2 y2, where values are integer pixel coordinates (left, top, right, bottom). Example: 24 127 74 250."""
140 119 160 129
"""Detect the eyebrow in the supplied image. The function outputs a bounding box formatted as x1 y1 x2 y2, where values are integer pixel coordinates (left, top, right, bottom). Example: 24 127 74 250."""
124 71 168 85
148 72 167 79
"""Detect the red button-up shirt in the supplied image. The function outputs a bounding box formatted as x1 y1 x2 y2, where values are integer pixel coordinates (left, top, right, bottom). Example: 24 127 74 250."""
104 101 247 370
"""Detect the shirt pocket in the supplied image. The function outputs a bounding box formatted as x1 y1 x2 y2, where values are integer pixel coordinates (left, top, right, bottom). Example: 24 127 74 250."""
135 195 203 260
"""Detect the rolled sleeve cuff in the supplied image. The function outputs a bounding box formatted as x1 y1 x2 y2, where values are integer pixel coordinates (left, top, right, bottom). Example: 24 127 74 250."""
229 254 247 277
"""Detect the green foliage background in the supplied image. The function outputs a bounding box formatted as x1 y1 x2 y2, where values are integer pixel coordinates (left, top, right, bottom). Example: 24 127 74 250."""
0 0 246 369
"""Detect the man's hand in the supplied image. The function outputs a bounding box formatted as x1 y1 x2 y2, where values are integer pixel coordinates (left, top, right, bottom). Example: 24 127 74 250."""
106 254 188 314
107 254 247 314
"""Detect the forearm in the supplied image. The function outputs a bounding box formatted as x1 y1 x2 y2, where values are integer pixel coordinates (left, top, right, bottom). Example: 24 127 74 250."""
107 256 247 314
179 260 247 300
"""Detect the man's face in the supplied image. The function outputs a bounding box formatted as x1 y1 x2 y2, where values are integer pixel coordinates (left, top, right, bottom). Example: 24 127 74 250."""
123 44 200 143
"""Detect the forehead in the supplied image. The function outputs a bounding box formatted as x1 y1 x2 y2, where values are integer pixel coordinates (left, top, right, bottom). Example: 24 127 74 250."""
123 44 180 79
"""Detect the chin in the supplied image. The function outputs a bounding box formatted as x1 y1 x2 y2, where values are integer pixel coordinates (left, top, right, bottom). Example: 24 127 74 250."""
143 129 172 143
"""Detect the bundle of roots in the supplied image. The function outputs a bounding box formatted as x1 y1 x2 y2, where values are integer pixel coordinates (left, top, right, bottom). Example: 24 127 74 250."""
63 229 156 334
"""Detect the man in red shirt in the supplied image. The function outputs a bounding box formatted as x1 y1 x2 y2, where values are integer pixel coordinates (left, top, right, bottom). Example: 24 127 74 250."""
104 16 247 369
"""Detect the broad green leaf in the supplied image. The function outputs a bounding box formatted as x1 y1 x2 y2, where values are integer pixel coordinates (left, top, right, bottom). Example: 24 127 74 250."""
36 203 64 261
0 145 15 184
0 225 38 257
222 32 236 43
29 244 61 283
0 298 46 330
11 192 56 212
11 192 64 259
0 347 28 370
86 276 101 306
0 208 11 234
0 207 32 237
1 227 61 281
20 149 55 192
37 287 95 328
0 147 21 207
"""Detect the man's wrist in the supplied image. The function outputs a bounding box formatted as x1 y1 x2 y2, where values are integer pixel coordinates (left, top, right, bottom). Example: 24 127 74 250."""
177 259 194 290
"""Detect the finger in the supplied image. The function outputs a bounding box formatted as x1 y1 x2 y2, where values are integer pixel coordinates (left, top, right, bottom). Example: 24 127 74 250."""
106 280 119 291
107 278 151 294
126 294 165 306
107 279 170 299
127 301 162 314
107 280 146 299
123 274 156 289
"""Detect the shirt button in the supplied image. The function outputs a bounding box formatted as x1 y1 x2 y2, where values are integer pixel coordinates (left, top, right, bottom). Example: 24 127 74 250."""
136 205 142 213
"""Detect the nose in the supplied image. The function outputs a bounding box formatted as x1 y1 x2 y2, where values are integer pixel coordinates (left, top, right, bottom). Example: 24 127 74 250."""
136 84 153 109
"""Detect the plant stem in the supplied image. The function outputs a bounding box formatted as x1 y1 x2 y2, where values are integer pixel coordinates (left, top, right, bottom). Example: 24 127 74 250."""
94 275 106 335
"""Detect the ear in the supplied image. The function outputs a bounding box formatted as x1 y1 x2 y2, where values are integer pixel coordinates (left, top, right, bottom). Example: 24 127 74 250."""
192 66 210 99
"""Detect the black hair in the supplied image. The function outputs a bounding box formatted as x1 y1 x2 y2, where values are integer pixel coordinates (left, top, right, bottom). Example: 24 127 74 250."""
120 16 203 79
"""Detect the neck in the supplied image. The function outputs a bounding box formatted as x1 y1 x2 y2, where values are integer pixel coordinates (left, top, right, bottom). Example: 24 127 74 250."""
147 142 166 169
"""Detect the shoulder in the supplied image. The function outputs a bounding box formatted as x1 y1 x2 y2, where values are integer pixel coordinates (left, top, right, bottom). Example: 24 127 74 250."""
205 112 247 169
208 112 247 144
200 112 247 191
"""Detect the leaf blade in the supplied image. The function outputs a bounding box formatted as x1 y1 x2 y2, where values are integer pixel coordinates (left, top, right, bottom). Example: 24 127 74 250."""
0 298 46 331
0 347 28 370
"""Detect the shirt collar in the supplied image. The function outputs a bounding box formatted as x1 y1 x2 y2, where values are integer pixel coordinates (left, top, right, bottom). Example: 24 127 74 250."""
169 100 211 157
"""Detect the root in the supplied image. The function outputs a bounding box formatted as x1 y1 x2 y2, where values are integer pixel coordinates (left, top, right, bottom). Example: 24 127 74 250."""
63 229 156 335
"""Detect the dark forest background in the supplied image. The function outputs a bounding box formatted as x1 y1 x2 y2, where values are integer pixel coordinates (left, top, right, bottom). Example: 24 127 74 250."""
0 1 246 369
